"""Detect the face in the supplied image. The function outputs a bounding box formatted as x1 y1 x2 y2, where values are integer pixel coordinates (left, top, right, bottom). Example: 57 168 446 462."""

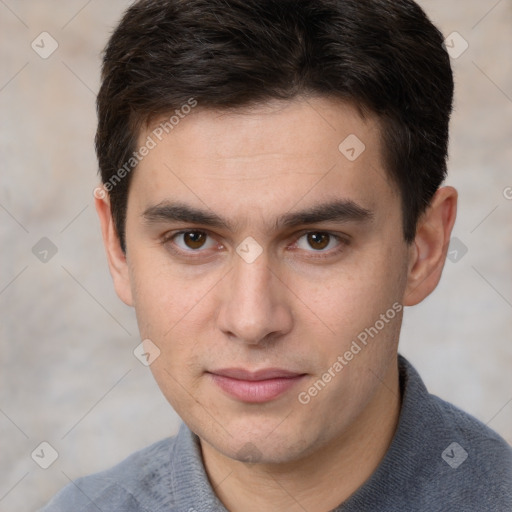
102 97 421 464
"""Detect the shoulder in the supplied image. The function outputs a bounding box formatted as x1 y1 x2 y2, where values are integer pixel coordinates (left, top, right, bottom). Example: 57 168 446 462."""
398 356 512 510
430 391 512 477
40 436 177 512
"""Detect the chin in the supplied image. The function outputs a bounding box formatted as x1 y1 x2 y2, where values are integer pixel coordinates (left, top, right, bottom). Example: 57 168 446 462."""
199 417 320 466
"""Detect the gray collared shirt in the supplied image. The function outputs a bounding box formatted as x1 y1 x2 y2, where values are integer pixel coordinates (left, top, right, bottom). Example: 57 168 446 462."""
41 356 512 511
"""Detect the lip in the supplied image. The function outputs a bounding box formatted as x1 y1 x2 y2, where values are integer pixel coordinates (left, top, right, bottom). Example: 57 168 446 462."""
207 368 306 403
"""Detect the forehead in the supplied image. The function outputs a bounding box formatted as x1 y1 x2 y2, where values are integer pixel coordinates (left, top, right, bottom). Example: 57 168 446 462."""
129 97 397 229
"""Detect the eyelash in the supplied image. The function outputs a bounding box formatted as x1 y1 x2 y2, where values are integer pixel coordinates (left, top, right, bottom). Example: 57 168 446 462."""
291 230 350 259
160 229 350 260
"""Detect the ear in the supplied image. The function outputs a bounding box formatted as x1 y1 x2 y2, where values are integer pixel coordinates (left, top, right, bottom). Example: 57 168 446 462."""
94 189 134 306
404 186 458 306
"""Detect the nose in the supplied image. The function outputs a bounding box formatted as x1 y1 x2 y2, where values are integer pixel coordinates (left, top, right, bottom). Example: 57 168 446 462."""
216 250 293 345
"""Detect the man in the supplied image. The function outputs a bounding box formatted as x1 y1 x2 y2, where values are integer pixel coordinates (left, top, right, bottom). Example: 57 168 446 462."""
42 0 512 510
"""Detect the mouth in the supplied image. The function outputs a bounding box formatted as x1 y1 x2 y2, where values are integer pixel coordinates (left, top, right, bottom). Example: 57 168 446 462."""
207 368 307 403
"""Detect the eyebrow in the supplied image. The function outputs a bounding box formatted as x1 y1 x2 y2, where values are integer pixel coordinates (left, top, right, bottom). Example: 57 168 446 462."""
142 199 373 231
278 200 373 229
143 202 232 230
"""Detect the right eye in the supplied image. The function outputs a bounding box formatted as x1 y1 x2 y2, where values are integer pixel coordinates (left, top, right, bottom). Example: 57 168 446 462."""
172 231 215 251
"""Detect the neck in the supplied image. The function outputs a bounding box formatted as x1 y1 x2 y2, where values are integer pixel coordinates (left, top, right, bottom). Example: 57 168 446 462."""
201 362 401 512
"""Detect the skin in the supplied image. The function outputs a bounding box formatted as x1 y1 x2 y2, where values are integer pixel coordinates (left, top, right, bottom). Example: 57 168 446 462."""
96 96 457 512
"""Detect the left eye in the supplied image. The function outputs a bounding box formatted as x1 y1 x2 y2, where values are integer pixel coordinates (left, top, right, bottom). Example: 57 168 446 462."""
295 232 340 252
172 231 217 251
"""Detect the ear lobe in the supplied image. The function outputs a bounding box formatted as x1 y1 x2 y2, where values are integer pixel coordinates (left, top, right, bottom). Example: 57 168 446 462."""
404 186 458 306
94 191 134 306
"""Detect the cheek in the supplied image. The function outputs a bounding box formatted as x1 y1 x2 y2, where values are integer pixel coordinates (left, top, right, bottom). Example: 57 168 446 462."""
301 241 407 352
128 253 218 374
128 249 203 333
129 263 208 410
130 272 178 340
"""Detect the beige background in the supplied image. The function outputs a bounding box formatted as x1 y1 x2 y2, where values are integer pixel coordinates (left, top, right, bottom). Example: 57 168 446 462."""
1 1 511 510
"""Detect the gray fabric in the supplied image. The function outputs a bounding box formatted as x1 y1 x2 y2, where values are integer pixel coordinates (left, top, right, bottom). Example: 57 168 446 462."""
41 356 512 511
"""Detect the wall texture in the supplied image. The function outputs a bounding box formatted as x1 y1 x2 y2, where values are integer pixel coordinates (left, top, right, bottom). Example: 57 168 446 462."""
1 1 511 510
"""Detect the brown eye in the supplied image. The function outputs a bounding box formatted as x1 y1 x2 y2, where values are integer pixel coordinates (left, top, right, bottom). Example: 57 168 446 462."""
170 231 216 252
182 231 207 249
306 232 331 250
294 231 344 256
